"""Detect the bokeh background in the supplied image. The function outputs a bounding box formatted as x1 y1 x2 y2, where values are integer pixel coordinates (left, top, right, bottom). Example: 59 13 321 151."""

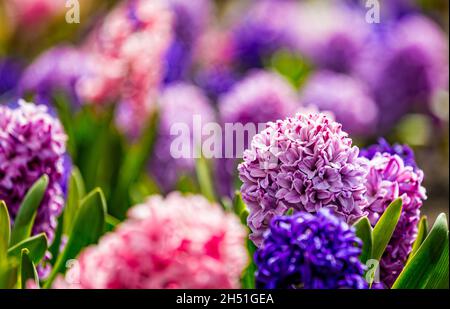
0 0 448 223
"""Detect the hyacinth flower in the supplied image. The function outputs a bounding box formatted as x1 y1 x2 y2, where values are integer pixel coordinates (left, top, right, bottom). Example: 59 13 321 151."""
53 193 248 289
148 83 215 192
360 138 418 170
0 100 69 242
238 112 368 246
356 15 449 130
301 70 378 136
230 0 302 70
364 152 426 287
294 2 371 73
19 46 87 107
3 0 63 28
163 0 212 84
255 209 367 289
75 0 173 136
217 70 299 198
0 57 23 98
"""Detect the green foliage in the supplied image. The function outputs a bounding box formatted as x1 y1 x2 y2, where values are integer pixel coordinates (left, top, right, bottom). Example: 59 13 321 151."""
195 155 217 202
8 233 48 265
353 217 373 264
19 249 39 289
392 213 449 289
10 175 49 247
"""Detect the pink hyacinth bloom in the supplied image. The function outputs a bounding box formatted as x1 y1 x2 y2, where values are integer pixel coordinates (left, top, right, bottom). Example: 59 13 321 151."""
365 153 426 287
238 112 368 246
5 0 62 27
53 193 248 289
76 0 173 136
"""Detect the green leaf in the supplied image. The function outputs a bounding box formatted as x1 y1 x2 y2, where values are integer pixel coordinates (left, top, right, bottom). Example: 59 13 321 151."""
195 155 216 202
19 249 39 289
0 260 18 289
241 238 257 289
0 201 11 258
63 167 86 236
424 232 449 289
105 214 121 232
353 217 373 264
110 111 159 219
7 233 48 264
233 192 246 217
392 213 449 289
372 198 403 261
44 188 107 288
406 216 428 265
10 175 49 246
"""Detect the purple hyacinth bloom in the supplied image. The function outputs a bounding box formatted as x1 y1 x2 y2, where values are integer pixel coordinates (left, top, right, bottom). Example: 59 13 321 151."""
19 46 86 106
301 70 378 136
295 2 370 73
217 70 299 198
356 15 448 129
238 112 369 246
195 66 238 101
0 100 68 243
231 0 302 70
149 83 215 192
365 153 426 287
163 0 211 83
255 208 367 289
0 58 23 97
360 138 417 170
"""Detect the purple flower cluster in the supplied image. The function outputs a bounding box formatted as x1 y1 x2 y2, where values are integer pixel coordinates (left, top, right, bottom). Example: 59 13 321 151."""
149 83 215 192
238 112 368 246
255 208 367 289
301 70 378 136
365 153 426 287
0 58 23 97
0 100 68 242
360 138 418 170
231 0 301 69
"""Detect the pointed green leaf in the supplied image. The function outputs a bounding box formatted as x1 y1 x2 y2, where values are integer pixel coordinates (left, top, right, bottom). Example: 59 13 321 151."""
406 216 428 264
10 175 49 246
0 201 11 258
372 198 403 261
233 192 246 217
195 155 216 202
353 217 373 264
241 238 257 289
392 213 448 289
0 260 18 289
19 249 39 289
63 167 86 236
105 214 121 232
7 233 48 264
45 188 107 288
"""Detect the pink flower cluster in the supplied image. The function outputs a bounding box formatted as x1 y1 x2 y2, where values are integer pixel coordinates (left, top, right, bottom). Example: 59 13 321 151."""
238 112 368 246
76 0 173 135
55 193 248 289
5 0 63 27
365 153 426 287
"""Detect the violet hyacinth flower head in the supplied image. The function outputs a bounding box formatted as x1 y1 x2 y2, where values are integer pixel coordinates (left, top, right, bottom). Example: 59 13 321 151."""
0 58 23 97
360 138 418 170
357 15 448 129
295 2 370 73
0 100 68 243
76 0 173 136
219 70 298 125
238 112 368 246
149 83 215 192
364 153 426 287
230 0 302 69
19 46 87 106
256 209 367 289
53 193 248 289
301 70 378 136
163 0 212 83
